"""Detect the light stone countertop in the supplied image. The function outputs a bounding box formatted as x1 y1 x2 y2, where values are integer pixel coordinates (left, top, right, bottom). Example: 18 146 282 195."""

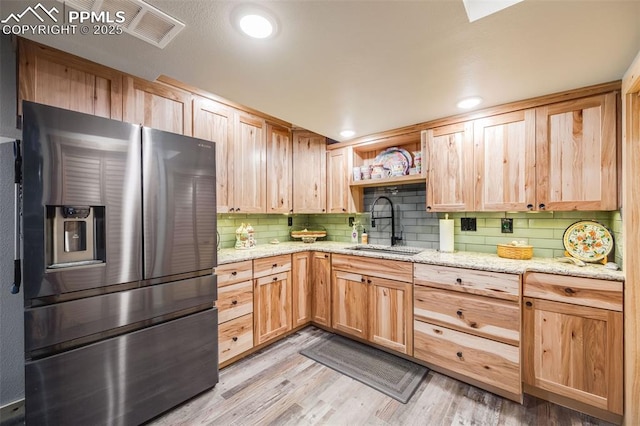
217 241 624 282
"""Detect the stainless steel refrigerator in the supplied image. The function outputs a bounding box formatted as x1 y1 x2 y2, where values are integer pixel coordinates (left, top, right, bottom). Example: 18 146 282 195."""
19 101 218 424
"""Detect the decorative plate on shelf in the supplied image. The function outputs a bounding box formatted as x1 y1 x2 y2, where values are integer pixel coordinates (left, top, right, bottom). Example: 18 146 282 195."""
562 220 613 262
374 147 411 174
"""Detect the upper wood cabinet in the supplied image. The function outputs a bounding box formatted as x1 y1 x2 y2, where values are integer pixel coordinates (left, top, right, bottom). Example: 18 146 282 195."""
536 93 617 211
193 96 234 213
266 124 293 214
233 112 267 213
473 110 536 211
292 131 327 213
18 39 123 120
424 122 474 212
123 76 192 135
327 147 361 213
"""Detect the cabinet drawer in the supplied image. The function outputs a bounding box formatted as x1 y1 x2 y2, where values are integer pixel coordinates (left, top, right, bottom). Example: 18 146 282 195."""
219 313 253 364
216 261 253 287
414 320 520 396
218 280 253 323
524 272 622 311
414 264 519 301
253 255 292 278
332 254 412 283
414 286 519 345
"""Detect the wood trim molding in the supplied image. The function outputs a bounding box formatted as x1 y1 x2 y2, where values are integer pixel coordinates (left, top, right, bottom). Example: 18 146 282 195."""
622 48 640 426
328 81 622 150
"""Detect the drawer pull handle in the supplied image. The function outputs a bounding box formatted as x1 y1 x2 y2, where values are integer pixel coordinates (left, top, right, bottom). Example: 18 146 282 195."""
324 254 329 258
455 278 462 284
456 351 463 359
367 279 372 284
564 287 575 295
525 301 533 307
231 271 238 276
273 277 278 281
456 310 463 317
232 337 238 342
231 300 238 305
272 263 278 268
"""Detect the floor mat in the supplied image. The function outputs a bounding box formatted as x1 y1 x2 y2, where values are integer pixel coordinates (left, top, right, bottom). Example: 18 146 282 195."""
300 334 428 404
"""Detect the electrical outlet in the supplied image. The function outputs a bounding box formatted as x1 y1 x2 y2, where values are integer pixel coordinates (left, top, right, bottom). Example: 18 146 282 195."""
348 217 355 227
461 217 477 231
501 218 513 233
288 217 293 227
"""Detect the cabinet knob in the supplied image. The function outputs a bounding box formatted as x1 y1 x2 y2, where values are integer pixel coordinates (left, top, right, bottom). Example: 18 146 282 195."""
456 310 463 317
232 337 238 342
455 278 462 284
456 351 463 359
426 206 432 211
526 204 533 210
231 300 238 305
361 278 366 283
324 254 329 258
367 279 372 284
342 208 346 212
322 209 326 212
231 271 238 276
272 277 278 281
525 301 533 307
229 207 235 212
538 203 546 210
289 209 294 214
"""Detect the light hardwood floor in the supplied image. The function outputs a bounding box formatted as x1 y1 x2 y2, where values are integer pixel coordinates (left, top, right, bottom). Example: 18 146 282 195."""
148 326 613 426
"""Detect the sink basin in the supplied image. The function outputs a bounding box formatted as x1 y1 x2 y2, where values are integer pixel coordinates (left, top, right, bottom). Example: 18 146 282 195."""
346 245 424 257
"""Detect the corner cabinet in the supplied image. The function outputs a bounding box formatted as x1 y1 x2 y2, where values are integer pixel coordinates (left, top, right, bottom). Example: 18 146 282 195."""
331 254 413 355
266 124 293 214
292 131 327 213
253 255 292 345
536 93 617 211
523 273 623 422
423 122 474 212
291 252 312 328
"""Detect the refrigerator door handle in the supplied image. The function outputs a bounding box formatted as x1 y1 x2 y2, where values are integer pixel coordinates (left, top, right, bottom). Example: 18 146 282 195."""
11 140 22 294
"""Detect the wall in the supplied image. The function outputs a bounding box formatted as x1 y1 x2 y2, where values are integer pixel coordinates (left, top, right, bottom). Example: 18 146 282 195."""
0 34 25 411
217 214 310 249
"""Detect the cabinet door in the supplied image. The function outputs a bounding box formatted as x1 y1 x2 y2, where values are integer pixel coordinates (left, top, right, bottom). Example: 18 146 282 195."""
369 277 413 355
123 76 192 135
523 297 623 414
311 252 331 327
253 271 292 345
233 112 266 213
535 93 617 211
193 97 234 213
327 147 360 213
424 122 474 212
292 132 326 213
292 252 312 328
266 124 293 213
331 270 368 339
474 110 536 211
19 39 123 120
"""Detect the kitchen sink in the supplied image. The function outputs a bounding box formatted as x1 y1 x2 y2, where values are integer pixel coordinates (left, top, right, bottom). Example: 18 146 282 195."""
345 245 424 256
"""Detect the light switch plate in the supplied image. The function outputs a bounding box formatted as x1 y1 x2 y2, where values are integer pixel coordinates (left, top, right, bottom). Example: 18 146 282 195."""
501 218 513 233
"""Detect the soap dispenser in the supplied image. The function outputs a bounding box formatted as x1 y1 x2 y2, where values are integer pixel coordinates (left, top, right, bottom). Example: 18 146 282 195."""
351 224 358 243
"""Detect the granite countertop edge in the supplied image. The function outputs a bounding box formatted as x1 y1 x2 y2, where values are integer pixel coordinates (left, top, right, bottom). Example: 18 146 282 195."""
217 241 624 282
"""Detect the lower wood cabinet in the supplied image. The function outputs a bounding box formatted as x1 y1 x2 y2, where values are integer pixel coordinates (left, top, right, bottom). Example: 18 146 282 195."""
216 261 254 366
311 252 332 327
331 254 413 355
523 273 623 421
253 255 293 345
413 263 521 401
292 252 312 328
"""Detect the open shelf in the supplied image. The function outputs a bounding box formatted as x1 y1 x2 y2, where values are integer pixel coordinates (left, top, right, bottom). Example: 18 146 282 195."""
350 174 426 188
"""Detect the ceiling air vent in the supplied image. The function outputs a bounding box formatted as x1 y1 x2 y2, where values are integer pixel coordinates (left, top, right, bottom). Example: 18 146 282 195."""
58 0 185 48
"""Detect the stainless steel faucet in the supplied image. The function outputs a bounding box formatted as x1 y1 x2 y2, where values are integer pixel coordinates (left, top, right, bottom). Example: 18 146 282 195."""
370 195 401 246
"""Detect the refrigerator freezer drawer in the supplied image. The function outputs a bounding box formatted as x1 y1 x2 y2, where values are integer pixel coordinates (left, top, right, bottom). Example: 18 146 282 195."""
25 274 217 354
25 308 219 425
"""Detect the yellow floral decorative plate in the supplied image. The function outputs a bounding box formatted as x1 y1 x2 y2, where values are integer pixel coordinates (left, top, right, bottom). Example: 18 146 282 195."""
562 220 613 262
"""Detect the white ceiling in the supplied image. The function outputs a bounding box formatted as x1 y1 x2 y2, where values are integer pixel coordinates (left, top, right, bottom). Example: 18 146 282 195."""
4 0 640 141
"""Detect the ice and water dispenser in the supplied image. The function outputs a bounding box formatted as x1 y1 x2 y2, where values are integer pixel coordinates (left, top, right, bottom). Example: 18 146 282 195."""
46 205 106 268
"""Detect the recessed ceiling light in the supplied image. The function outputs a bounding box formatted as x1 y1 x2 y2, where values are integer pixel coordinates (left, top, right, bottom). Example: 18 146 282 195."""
457 97 483 109
232 5 278 39
340 130 355 138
